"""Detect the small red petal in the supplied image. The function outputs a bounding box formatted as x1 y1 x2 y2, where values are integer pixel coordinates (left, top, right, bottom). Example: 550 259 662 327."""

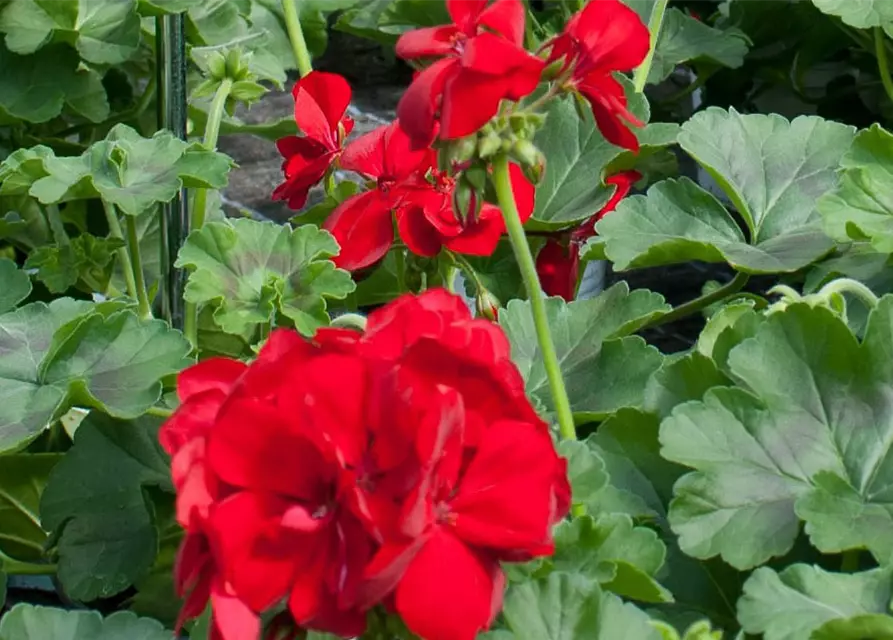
478 0 526 47
396 58 458 149
324 190 395 271
446 0 488 34
396 25 460 59
292 71 352 148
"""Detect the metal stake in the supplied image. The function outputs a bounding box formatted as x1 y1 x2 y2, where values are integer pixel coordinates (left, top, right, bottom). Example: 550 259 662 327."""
155 13 189 330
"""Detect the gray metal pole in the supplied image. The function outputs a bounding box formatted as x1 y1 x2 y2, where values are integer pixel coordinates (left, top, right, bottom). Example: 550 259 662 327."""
156 14 189 330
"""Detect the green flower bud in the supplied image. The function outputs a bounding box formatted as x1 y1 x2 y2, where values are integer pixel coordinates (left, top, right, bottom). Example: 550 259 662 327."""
475 289 500 321
478 131 503 159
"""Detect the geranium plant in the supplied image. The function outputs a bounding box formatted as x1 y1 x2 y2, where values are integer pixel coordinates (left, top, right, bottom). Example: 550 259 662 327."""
2 0 893 639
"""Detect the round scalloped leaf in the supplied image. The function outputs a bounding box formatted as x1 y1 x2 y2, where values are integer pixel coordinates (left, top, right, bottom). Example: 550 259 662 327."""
500 283 669 420
0 258 31 313
0 0 141 65
737 565 893 640
176 219 356 336
0 603 169 640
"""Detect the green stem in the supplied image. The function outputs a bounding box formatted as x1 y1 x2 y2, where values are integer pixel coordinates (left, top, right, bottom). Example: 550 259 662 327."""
282 0 313 77
125 215 152 319
185 78 233 348
649 272 750 329
492 156 576 442
1 555 57 576
146 405 173 419
395 247 407 294
632 0 670 93
451 252 487 296
45 204 70 248
103 201 139 302
874 28 893 105
841 549 860 573
657 70 715 105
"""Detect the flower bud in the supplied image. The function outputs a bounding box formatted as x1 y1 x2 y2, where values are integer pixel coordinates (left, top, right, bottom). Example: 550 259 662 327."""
206 51 226 81
440 135 478 171
478 131 502 159
224 48 252 80
476 289 500 321
462 164 488 191
541 58 565 81
452 175 482 223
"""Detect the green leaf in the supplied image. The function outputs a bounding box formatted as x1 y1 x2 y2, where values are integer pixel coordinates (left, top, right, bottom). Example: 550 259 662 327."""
531 88 651 229
0 45 107 124
644 352 731 419
663 299 893 568
25 234 123 294
25 124 234 215
334 0 449 45
291 180 360 227
812 614 893 639
818 125 893 253
737 565 893 640
40 414 172 600
0 302 191 452
559 439 608 510
648 8 749 84
0 603 170 639
0 0 141 65
551 515 671 603
462 241 532 305
0 454 60 562
586 409 684 520
679 108 854 241
500 283 668 420
176 219 355 336
811 0 893 35
502 572 663 640
593 177 835 273
595 108 856 273
0 258 31 313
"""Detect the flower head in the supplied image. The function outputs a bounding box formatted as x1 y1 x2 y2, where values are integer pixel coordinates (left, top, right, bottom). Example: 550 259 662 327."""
273 71 354 209
396 0 544 148
548 0 650 150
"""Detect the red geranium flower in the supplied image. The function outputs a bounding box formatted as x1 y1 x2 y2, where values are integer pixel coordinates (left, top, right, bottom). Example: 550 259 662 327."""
360 418 569 640
536 170 640 300
160 359 260 640
273 71 354 210
548 0 650 150
397 163 534 258
323 121 431 271
396 0 545 148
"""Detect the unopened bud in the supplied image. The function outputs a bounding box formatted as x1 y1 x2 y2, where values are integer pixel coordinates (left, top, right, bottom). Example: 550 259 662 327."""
224 48 251 80
452 176 481 224
541 59 565 81
509 113 527 134
206 51 226 80
476 290 500 321
441 135 478 170
511 139 541 168
462 165 488 191
478 131 502 159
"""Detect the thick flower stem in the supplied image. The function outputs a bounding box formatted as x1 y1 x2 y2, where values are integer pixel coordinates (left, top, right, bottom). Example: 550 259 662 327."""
649 272 749 329
492 156 576 443
633 0 670 93
103 201 139 303
126 215 153 320
282 0 313 77
184 77 233 348
874 28 893 104
1 554 57 576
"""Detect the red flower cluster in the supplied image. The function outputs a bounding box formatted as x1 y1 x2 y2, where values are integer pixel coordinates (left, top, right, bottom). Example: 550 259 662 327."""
323 120 534 271
273 71 353 209
160 290 570 640
536 170 640 300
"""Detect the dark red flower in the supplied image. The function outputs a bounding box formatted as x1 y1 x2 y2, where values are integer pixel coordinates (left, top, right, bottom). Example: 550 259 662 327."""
323 121 431 271
548 0 650 150
273 71 354 209
396 0 544 148
397 163 534 258
360 419 569 640
536 170 640 300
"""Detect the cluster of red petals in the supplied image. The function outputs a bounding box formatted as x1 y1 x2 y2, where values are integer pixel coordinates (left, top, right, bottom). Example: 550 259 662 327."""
324 120 534 272
273 71 354 209
546 0 650 151
395 0 545 149
536 170 640 301
160 289 570 640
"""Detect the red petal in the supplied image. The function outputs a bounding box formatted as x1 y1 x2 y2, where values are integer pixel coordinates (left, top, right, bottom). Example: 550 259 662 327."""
272 137 334 210
440 69 508 140
460 32 535 75
449 420 565 553
396 25 460 59
509 162 535 222
396 58 458 149
209 579 261 640
397 204 445 257
478 0 526 46
396 529 503 640
447 0 488 34
207 398 334 501
340 125 388 178
578 73 642 151
172 440 216 526
570 0 650 75
536 239 578 301
357 538 425 608
160 391 222 456
382 122 436 180
208 493 304 612
444 205 504 256
323 189 395 271
574 169 641 239
177 358 247 403
292 71 352 148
